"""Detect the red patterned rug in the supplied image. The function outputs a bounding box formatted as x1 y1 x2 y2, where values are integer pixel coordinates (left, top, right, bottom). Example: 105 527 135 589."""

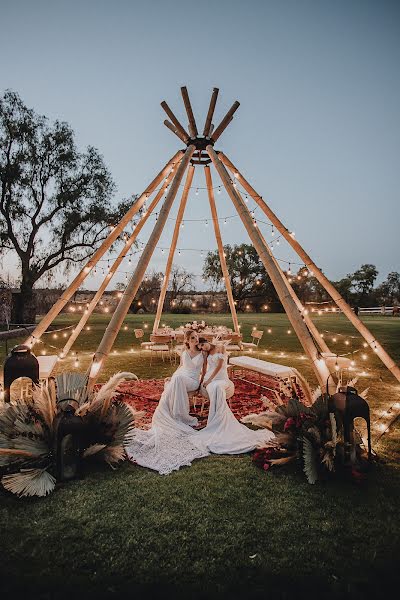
117 376 278 430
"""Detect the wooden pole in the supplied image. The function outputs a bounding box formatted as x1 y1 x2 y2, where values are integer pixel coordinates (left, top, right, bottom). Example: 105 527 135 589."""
203 87 219 137
207 145 332 393
161 101 190 143
204 166 240 335
88 145 196 387
61 174 174 359
219 152 400 385
180 86 198 138
25 151 183 348
153 165 194 333
211 101 240 142
233 188 332 355
164 120 187 144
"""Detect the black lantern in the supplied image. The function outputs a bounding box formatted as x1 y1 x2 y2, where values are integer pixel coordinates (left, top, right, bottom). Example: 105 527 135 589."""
53 398 88 481
330 386 372 462
3 344 39 403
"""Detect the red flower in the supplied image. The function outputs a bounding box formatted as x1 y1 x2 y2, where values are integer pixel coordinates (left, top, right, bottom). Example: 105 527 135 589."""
284 417 296 431
263 462 271 471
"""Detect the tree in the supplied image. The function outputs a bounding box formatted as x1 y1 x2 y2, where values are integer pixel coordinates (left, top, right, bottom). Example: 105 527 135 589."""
351 264 378 306
377 271 400 305
0 90 124 323
203 243 281 311
166 265 195 309
129 271 163 312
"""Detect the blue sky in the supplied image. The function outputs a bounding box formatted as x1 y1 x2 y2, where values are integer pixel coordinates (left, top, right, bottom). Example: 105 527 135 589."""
1 0 399 290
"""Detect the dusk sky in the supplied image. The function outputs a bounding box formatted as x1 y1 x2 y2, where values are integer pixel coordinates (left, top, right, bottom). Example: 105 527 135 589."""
1 0 399 291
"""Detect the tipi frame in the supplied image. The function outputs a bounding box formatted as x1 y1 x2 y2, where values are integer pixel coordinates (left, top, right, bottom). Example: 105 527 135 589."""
24 87 400 395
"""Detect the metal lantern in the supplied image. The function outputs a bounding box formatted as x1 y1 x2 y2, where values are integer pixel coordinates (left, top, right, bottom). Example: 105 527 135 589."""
3 344 39 403
330 386 372 462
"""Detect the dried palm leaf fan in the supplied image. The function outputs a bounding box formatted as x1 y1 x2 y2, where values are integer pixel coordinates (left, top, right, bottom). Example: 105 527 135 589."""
0 372 142 497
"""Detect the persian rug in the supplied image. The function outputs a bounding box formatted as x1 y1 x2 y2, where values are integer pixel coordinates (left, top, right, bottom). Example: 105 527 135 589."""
116 376 278 430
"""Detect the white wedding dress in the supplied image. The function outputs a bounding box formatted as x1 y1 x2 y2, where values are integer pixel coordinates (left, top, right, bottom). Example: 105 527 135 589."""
125 350 275 475
197 352 276 453
125 350 209 474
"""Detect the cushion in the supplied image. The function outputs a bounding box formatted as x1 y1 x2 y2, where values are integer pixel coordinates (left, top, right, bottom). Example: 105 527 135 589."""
229 356 295 379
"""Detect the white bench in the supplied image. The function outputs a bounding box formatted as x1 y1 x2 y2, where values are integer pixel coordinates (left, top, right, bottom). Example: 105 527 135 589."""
229 356 296 379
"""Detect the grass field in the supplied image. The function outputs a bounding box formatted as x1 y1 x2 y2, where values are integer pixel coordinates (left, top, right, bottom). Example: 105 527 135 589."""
1 313 399 599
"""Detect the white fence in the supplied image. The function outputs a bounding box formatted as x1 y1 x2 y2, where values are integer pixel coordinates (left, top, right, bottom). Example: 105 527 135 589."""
358 306 395 315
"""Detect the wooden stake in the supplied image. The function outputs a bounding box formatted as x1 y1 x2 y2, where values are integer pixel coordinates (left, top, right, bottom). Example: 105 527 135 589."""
61 175 174 360
25 151 183 348
207 145 332 394
153 165 195 333
181 86 198 138
164 120 187 144
203 87 219 137
219 152 400 385
88 145 196 387
161 101 190 143
211 101 240 142
204 166 240 335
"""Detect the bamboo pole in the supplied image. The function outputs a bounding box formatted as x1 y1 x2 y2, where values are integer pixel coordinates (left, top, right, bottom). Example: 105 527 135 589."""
161 101 190 143
164 120 187 144
233 188 332 355
88 145 196 387
211 101 240 142
203 87 219 137
61 174 174 359
204 166 240 335
207 145 332 393
219 152 400 384
153 165 195 333
25 151 183 348
180 86 198 138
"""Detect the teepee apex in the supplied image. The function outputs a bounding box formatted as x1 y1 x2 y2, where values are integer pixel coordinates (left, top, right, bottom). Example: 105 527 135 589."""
162 86 240 164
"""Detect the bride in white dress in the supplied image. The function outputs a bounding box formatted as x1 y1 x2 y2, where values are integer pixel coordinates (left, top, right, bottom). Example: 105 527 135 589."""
196 340 275 453
125 330 209 474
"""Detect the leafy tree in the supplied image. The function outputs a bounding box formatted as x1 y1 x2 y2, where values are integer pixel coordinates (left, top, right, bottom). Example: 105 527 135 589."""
203 243 281 311
377 271 400 305
351 264 378 305
0 90 124 323
129 271 163 313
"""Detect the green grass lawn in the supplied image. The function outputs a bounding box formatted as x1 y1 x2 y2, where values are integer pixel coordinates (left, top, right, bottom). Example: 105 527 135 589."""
1 313 399 599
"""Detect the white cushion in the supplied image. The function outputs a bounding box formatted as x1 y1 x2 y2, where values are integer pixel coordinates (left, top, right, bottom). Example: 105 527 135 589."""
241 342 257 348
226 345 241 351
229 356 295 379
140 341 155 347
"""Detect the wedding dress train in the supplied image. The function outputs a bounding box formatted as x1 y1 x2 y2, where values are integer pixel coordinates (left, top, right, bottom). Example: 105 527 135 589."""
125 350 209 474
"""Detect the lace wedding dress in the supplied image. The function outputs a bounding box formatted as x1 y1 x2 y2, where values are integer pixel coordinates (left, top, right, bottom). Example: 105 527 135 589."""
197 352 276 453
125 350 209 474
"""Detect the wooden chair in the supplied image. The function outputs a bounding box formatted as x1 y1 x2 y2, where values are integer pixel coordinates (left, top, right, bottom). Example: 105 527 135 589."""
149 335 172 364
242 329 263 352
134 328 154 354
225 333 243 354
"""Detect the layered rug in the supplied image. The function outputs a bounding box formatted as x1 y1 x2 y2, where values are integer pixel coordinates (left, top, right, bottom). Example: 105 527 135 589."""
117 375 279 430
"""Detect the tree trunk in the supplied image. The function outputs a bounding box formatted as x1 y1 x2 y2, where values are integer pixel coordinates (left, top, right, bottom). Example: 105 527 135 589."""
12 279 37 325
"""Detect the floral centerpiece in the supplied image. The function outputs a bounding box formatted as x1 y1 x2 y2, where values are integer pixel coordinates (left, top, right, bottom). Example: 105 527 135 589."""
184 320 206 332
